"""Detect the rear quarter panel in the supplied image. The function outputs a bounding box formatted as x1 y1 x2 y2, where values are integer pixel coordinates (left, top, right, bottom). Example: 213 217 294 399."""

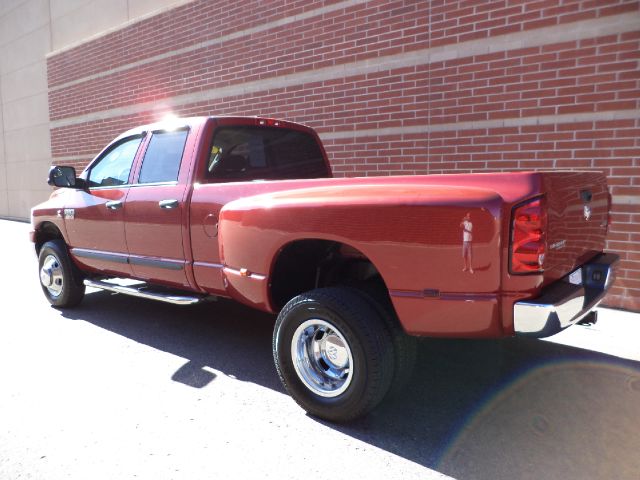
218 184 506 337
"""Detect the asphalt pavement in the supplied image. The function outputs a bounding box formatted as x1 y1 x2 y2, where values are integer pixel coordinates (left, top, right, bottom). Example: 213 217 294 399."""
1 218 639 480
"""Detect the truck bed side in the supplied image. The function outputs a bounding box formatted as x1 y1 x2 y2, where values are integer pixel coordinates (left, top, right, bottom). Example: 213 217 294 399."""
218 182 505 337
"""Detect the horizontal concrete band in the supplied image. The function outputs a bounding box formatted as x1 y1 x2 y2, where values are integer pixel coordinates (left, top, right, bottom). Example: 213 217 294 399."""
50 108 640 144
47 0 368 90
613 195 640 205
319 109 640 139
49 11 640 129
52 107 640 163
45 0 196 56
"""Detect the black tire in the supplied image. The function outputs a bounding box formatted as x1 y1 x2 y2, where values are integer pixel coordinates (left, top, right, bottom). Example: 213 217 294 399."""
273 287 394 422
356 283 418 398
38 240 85 308
385 321 418 398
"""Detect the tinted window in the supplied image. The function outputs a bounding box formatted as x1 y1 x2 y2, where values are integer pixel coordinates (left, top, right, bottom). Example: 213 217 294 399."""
88 136 143 188
138 130 189 184
207 127 328 181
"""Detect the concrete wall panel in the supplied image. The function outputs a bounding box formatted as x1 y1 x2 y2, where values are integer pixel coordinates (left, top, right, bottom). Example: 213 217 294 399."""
51 0 128 51
7 187 50 218
0 25 50 75
2 93 49 133
0 71 7 217
5 160 51 191
0 190 8 217
0 0 49 47
4 124 51 164
0 60 48 103
50 0 94 20
127 0 191 21
0 151 7 217
0 0 28 18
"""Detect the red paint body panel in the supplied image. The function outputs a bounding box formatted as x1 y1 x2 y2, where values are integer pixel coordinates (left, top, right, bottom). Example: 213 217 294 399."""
124 183 190 288
217 183 504 336
31 116 612 339
64 187 134 276
393 296 499 337
29 189 69 246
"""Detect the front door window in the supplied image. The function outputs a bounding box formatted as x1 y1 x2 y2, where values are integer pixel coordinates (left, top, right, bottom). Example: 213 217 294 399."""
88 136 143 188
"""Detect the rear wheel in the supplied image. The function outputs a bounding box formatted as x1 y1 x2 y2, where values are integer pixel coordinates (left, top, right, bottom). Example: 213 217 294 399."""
38 240 85 308
273 287 394 422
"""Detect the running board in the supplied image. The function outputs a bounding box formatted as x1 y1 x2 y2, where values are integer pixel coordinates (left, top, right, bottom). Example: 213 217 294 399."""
84 278 207 305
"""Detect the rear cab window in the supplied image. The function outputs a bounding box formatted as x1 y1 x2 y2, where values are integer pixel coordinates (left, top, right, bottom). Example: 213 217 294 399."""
138 129 189 184
205 126 329 182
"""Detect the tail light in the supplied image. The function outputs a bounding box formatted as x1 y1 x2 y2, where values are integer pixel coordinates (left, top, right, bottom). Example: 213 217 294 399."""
510 197 547 274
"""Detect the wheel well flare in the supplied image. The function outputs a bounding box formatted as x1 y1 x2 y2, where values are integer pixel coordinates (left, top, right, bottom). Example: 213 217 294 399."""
269 239 383 311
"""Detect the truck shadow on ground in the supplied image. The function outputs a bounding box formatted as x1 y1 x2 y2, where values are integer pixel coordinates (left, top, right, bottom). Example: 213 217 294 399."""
63 291 640 480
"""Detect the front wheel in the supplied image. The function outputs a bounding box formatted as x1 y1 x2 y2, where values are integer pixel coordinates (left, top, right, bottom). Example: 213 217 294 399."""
273 287 394 422
38 240 85 308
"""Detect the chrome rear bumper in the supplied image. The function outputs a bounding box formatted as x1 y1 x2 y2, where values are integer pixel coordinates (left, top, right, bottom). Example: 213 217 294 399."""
513 253 619 338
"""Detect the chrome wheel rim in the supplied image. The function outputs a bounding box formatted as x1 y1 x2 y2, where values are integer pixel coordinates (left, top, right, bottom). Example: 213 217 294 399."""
291 319 354 397
40 254 64 298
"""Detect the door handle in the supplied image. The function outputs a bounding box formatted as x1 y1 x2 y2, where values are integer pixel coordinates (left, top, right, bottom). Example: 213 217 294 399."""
105 200 123 210
159 199 179 209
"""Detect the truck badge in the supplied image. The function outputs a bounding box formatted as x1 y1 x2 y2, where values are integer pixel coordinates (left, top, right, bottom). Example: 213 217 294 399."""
327 345 338 361
583 205 591 221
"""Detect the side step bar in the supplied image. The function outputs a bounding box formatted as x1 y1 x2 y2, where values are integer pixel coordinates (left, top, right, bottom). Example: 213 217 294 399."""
84 278 208 305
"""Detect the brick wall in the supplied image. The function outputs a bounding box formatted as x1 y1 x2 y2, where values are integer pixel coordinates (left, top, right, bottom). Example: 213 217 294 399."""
46 0 640 310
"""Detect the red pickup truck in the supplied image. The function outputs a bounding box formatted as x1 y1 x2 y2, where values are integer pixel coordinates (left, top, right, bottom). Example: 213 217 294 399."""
31 116 618 421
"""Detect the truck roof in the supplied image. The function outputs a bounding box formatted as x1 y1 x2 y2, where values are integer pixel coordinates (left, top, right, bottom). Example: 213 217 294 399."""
115 116 314 141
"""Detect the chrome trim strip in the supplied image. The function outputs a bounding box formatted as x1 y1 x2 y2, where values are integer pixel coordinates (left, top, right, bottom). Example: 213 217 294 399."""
129 256 184 271
440 292 498 302
72 248 128 264
194 261 224 269
513 253 619 338
72 248 186 271
85 186 130 191
129 181 179 188
389 289 497 301
84 279 203 305
389 289 438 299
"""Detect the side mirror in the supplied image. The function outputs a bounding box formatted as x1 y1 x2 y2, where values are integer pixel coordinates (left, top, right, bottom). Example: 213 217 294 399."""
48 165 83 188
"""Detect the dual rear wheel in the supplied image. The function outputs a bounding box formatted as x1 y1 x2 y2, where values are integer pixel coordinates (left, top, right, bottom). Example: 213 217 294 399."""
273 287 416 422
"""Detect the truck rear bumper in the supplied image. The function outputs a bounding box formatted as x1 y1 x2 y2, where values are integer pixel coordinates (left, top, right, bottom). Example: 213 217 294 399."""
513 253 619 338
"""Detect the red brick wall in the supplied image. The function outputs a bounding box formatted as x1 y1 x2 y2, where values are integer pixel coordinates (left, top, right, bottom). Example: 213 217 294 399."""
47 0 640 310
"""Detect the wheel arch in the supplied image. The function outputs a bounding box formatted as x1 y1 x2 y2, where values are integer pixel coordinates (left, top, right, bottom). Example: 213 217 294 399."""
267 238 394 314
33 221 66 254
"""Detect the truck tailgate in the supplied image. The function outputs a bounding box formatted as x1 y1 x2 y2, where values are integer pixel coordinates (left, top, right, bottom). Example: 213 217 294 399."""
541 171 610 285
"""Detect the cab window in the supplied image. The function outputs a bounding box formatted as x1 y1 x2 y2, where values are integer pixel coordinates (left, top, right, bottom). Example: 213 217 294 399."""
138 130 189 184
87 136 143 188
206 126 328 182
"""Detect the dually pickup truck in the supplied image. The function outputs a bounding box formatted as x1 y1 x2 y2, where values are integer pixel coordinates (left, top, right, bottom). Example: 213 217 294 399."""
32 116 618 421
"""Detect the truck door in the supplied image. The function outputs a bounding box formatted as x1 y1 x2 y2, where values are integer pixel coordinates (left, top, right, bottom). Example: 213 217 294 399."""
65 134 145 276
123 128 193 289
